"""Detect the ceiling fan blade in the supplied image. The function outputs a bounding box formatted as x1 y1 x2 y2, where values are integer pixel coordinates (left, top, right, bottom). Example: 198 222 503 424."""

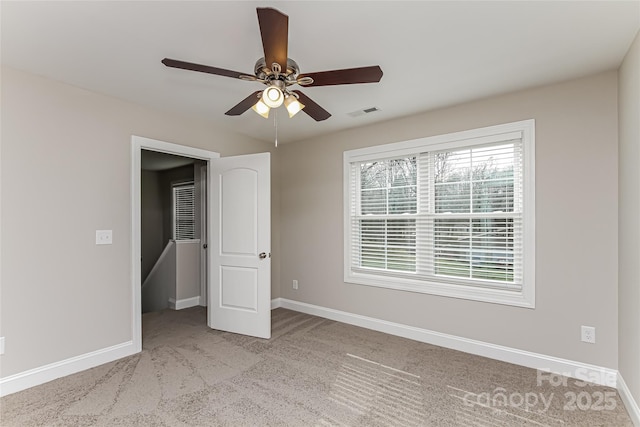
292 90 331 121
162 58 255 80
225 91 262 116
298 66 383 87
257 8 288 72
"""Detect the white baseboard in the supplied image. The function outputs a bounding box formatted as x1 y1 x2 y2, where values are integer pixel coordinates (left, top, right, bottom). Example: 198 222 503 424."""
0 341 136 397
618 373 640 426
276 298 617 388
169 296 201 310
271 297 283 310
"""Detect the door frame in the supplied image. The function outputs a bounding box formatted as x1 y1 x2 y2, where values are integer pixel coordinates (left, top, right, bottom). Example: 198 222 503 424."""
196 164 208 306
131 135 219 352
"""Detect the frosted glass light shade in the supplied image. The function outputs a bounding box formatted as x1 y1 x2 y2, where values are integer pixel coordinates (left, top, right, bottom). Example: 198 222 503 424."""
262 86 284 108
251 99 270 118
284 95 305 118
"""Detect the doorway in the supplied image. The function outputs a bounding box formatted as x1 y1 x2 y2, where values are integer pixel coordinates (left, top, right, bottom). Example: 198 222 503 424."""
131 136 272 353
131 136 219 353
140 150 207 314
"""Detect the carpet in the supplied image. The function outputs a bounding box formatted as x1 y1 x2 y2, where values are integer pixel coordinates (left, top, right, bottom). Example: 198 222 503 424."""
0 307 633 426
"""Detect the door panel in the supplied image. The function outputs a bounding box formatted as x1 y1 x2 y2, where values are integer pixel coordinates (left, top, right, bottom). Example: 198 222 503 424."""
209 152 270 339
220 266 258 311
221 168 257 255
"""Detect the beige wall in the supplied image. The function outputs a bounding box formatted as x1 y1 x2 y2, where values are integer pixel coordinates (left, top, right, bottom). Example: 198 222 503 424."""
619 30 640 407
176 241 201 301
279 71 619 368
0 63 622 383
0 66 280 377
142 241 175 313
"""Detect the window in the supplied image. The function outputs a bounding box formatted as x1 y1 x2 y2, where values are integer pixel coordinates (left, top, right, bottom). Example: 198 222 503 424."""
173 183 195 240
344 120 535 307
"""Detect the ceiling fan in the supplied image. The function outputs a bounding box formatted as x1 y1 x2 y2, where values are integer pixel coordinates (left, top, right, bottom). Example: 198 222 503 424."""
161 7 383 121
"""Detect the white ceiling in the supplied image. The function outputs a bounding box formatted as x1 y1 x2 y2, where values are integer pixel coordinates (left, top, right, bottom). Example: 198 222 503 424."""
2 1 638 144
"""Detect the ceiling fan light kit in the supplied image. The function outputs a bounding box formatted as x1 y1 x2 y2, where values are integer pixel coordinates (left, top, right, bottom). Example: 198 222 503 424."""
161 7 383 124
262 84 284 108
251 98 271 118
284 94 305 118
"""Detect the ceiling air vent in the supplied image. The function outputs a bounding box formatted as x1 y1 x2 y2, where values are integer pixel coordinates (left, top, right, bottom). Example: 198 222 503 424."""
348 106 381 117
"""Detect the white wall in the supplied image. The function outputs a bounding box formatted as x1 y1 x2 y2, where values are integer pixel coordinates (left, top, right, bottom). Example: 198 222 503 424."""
0 66 280 378
618 29 640 409
279 71 619 368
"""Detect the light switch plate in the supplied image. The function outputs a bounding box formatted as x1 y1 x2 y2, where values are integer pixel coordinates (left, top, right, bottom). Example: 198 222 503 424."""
96 230 113 245
0 337 5 355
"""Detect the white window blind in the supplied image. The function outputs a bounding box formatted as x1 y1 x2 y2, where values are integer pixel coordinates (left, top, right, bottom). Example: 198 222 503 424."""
344 120 535 307
173 183 195 240
356 157 418 272
426 142 522 287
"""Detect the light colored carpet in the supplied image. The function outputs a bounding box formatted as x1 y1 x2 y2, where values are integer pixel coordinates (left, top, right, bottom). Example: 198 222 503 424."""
1 307 633 426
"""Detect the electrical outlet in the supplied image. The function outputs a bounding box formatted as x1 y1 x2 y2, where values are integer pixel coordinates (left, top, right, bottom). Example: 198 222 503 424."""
0 337 5 355
96 230 113 245
292 279 298 290
581 326 596 344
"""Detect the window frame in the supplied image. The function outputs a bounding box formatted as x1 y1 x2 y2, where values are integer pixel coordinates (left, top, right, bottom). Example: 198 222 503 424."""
343 120 535 308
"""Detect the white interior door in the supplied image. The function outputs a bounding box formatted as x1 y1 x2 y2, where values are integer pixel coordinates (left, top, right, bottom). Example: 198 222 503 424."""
209 152 271 339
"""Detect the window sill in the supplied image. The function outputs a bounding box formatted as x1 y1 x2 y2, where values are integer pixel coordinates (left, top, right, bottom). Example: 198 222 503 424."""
345 270 535 308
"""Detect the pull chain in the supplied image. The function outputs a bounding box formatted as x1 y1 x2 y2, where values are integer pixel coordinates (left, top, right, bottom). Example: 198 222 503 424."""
274 108 278 147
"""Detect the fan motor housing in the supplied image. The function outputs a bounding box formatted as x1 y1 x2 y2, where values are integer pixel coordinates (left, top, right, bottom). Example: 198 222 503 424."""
254 57 300 82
